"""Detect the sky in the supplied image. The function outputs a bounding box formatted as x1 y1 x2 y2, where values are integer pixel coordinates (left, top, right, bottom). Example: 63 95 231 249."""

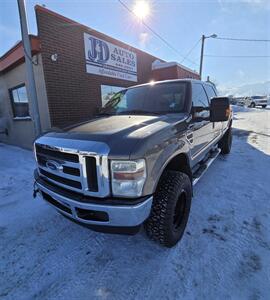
0 0 269 91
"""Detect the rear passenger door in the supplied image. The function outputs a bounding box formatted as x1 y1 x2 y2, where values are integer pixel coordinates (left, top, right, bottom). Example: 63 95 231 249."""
189 83 213 159
203 84 223 139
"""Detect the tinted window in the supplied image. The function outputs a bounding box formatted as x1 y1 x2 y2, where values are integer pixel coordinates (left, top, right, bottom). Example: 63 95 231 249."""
192 83 209 118
192 83 209 107
101 82 188 115
204 84 217 100
9 85 30 118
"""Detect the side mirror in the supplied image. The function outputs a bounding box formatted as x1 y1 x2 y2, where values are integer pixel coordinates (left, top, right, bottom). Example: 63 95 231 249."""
191 106 209 121
210 97 231 122
191 106 205 113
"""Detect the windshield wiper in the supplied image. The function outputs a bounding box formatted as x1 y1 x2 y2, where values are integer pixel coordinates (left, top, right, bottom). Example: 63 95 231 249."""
117 110 160 115
95 112 115 116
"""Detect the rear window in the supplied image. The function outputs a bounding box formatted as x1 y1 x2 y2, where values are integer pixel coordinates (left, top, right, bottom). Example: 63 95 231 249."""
252 96 264 99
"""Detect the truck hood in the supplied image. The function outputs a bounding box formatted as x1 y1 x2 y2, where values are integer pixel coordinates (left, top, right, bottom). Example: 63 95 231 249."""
43 114 188 158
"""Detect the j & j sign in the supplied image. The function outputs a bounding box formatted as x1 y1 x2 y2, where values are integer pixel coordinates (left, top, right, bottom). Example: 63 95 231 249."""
84 33 138 82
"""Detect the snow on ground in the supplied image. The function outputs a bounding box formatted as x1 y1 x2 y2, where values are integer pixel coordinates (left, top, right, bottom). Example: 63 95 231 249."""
0 107 270 300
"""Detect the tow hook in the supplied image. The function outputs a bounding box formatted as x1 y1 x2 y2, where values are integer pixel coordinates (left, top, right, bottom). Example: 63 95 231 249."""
33 181 39 198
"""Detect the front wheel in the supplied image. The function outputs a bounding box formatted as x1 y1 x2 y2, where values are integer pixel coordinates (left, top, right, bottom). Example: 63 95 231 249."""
262 105 267 108
250 102 256 108
144 171 192 247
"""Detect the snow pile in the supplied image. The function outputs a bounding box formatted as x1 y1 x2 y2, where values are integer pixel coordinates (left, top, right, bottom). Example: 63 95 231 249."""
231 104 254 113
0 109 270 299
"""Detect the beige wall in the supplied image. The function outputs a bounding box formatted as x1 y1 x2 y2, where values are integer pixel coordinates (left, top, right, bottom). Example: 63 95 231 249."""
0 54 51 149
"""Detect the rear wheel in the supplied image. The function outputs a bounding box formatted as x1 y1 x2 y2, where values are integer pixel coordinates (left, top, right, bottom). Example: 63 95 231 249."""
250 102 256 108
219 126 232 154
262 105 267 108
144 171 192 247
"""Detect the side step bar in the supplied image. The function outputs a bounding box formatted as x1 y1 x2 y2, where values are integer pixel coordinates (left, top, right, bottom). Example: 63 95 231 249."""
192 148 221 186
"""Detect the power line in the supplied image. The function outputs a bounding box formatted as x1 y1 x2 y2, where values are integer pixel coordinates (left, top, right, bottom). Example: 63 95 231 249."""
215 37 270 42
117 0 198 66
180 37 201 64
205 54 270 58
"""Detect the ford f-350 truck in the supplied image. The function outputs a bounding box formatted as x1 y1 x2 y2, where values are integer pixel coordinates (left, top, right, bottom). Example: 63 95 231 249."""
33 79 232 247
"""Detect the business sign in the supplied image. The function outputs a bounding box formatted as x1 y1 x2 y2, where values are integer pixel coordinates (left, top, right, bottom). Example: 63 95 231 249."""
84 33 137 82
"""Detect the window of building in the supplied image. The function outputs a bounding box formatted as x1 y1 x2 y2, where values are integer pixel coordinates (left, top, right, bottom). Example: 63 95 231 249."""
9 84 30 118
101 85 125 107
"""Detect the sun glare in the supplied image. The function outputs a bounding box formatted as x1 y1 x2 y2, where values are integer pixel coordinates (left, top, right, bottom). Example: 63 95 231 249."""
133 0 150 20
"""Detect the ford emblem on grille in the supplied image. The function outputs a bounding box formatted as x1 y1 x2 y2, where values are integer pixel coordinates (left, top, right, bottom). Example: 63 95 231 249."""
46 160 63 172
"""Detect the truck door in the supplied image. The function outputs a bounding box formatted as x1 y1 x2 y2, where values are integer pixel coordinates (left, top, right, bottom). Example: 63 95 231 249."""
203 84 223 140
189 83 213 159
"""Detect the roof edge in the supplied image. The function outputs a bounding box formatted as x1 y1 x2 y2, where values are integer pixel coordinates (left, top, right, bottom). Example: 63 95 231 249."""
0 35 40 73
152 61 199 75
0 35 39 60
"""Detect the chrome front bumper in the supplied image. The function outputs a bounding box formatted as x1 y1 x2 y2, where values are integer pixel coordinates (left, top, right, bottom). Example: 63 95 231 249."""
36 180 153 227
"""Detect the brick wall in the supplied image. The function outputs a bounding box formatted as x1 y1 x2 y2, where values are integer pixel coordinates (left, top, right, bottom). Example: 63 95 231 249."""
152 65 200 81
152 66 179 81
177 67 200 80
35 6 160 128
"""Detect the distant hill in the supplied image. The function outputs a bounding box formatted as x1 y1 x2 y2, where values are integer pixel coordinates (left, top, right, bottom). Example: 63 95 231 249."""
219 81 270 97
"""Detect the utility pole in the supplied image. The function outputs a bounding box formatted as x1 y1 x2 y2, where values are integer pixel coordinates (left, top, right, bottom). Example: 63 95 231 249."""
199 34 217 80
17 0 41 137
199 35 205 80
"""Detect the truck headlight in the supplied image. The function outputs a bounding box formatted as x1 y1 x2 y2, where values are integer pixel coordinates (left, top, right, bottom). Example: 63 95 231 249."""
110 159 146 197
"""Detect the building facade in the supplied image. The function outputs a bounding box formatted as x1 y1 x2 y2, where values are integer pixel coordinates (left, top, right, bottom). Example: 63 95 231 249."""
0 36 51 148
0 5 199 149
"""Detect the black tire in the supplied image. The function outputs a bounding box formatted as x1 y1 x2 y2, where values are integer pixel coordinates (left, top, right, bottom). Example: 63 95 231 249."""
250 102 256 108
144 171 192 248
219 126 232 154
262 105 267 108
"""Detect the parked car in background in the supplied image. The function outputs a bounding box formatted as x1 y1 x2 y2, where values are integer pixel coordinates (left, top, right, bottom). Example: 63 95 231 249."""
246 96 268 108
235 97 246 106
229 97 238 105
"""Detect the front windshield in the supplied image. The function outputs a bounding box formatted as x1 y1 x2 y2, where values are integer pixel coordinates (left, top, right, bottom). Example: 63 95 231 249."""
100 82 188 115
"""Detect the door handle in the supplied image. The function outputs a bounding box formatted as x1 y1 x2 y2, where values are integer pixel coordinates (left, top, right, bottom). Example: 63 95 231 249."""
186 131 194 144
188 123 202 130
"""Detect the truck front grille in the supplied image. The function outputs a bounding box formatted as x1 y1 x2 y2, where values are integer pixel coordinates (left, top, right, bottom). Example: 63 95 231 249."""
35 143 99 195
39 169 82 189
85 157 98 192
36 144 79 162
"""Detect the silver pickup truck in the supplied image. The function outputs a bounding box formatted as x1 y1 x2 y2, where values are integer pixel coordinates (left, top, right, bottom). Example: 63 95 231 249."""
33 79 232 247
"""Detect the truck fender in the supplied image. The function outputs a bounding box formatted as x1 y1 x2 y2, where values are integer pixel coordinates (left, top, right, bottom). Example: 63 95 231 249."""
144 140 191 195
